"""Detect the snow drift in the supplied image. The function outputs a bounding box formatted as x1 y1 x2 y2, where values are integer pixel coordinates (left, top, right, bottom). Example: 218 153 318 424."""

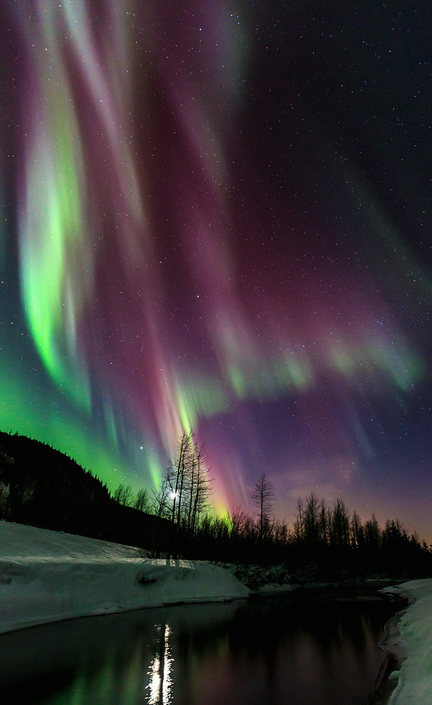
382 579 432 704
0 521 248 634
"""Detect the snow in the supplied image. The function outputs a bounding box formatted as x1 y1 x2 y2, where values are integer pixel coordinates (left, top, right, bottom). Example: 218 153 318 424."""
0 521 248 634
3 520 432 705
381 579 432 704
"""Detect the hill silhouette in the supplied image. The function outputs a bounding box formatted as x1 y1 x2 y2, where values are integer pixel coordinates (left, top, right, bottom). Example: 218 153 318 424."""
0 430 171 552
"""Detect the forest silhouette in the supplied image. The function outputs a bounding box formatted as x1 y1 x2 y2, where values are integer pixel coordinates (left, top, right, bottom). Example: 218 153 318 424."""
1 429 431 584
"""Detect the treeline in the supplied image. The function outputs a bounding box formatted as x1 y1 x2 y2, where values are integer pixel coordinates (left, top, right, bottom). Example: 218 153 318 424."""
114 460 432 581
107 431 432 582
113 450 431 581
187 492 432 582
0 430 172 552
1 428 431 582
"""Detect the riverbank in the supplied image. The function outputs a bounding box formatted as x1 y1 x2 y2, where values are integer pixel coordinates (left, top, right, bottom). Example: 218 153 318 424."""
375 579 432 704
369 607 407 705
0 521 249 634
2 520 432 705
0 521 412 627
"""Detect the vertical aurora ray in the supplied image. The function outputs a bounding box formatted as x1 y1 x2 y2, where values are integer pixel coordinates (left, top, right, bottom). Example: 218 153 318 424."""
2 1 432 534
18 5 92 410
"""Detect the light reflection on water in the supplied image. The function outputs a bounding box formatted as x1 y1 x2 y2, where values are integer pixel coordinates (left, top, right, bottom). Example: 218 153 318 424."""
0 594 401 705
147 624 173 705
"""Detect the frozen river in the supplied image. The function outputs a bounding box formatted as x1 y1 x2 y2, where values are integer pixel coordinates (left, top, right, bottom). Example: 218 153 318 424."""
0 590 403 705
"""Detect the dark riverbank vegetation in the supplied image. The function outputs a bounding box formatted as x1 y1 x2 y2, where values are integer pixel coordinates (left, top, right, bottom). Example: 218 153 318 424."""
1 429 431 584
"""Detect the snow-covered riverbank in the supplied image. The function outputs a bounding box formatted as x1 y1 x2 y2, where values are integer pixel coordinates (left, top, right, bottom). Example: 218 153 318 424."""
2 520 432 705
380 579 432 704
0 521 248 634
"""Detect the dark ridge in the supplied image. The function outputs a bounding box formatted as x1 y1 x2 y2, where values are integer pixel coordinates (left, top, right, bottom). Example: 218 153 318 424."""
0 430 171 553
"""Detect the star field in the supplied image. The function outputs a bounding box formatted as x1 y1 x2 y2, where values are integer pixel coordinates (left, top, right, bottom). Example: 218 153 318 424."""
0 1 432 537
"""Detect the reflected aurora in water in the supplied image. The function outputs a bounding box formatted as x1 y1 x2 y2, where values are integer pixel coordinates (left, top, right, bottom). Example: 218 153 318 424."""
0 596 403 705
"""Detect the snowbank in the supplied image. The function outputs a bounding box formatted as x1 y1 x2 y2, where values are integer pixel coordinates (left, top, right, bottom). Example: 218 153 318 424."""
381 578 432 704
0 521 248 634
4 520 432 705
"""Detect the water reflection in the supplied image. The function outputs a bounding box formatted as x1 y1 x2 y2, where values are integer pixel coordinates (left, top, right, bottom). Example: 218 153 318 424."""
0 594 402 705
147 624 173 705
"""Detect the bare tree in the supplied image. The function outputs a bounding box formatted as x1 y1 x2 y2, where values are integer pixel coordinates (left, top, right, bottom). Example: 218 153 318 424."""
152 430 213 543
229 506 249 538
170 431 193 528
251 473 274 535
113 483 133 507
364 514 380 550
330 498 350 548
350 510 363 548
304 492 321 545
319 498 329 544
188 444 212 535
273 517 290 543
293 496 304 542
151 467 173 518
170 432 213 535
134 488 150 512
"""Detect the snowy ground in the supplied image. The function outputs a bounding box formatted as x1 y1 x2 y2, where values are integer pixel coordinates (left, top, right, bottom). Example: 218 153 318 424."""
0 521 248 634
381 579 432 704
2 521 432 705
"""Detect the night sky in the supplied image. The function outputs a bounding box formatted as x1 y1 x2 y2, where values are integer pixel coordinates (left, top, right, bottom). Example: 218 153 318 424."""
1 1 432 538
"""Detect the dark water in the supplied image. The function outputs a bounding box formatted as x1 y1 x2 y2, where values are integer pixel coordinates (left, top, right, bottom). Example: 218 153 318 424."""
0 591 402 705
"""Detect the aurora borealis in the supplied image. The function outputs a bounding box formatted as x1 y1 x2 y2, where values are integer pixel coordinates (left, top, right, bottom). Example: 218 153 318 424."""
1 2 432 536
